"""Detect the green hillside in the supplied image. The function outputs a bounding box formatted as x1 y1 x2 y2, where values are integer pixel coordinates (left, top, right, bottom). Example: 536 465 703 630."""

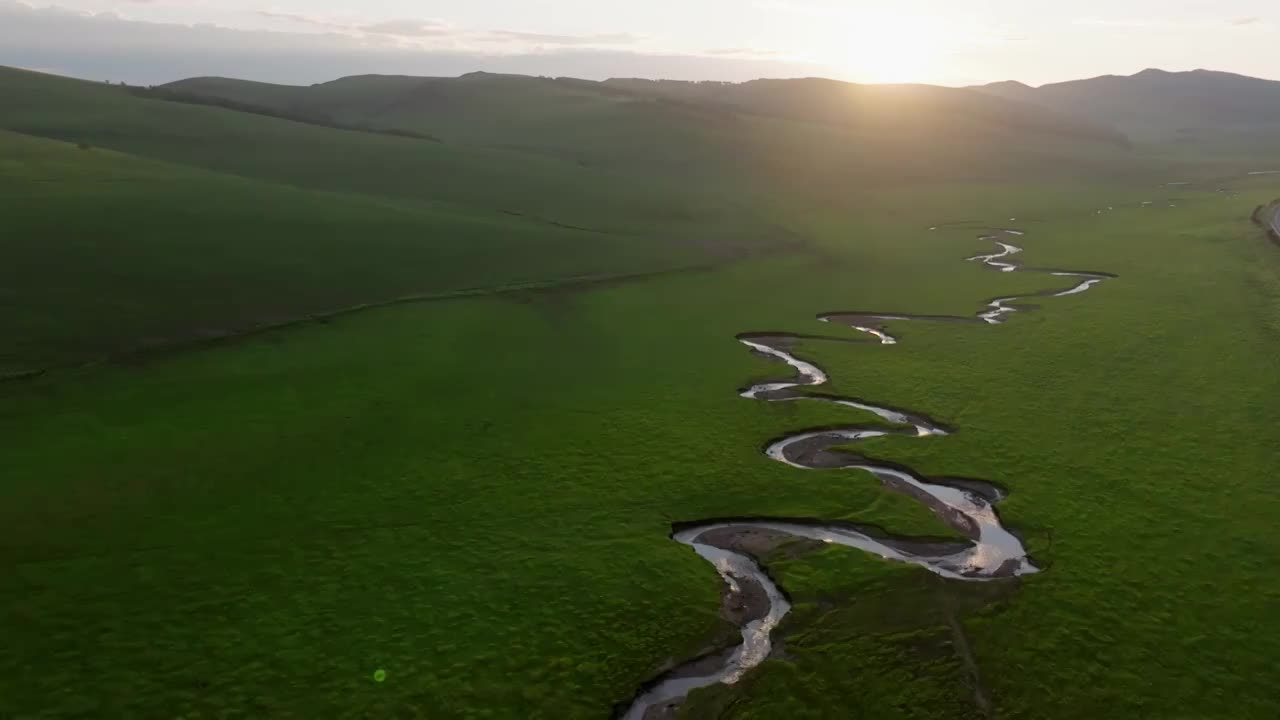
5 176 1280 719
974 69 1280 143
0 66 769 241
4 55 1280 720
0 64 1165 374
0 66 805 374
0 129 732 377
159 71 1141 186
603 76 1126 143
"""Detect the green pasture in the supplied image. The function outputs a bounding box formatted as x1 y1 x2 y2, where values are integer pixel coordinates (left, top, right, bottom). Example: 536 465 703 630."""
4 177 1279 718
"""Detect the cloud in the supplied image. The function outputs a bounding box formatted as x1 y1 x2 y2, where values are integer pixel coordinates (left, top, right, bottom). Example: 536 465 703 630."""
705 47 781 58
752 0 844 17
486 30 641 46
0 4 830 86
1072 17 1158 29
359 19 453 37
256 11 453 38
251 12 634 46
1074 15 1270 32
255 10 333 28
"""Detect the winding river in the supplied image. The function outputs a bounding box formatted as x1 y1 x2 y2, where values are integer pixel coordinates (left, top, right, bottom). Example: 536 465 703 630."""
621 229 1115 720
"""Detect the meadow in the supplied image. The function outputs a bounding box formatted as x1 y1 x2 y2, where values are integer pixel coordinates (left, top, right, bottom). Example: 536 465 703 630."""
0 130 743 378
4 166 1280 720
0 67 806 378
6 59 1280 719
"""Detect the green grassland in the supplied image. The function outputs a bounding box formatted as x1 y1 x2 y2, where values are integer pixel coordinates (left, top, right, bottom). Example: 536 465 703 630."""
5 62 1280 719
0 67 812 376
0 129 746 377
0 67 783 242
681 182 1280 718
157 72 1144 189
4 171 1280 718
0 64 1156 378
974 69 1280 143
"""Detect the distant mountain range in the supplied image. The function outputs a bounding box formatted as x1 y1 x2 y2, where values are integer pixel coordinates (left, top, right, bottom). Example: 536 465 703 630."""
971 68 1280 141
156 67 1280 157
160 70 1128 148
2 62 1279 373
9 63 1280 208
140 69 1147 187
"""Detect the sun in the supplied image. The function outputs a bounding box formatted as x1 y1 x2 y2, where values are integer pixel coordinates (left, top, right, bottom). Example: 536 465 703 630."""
833 8 950 84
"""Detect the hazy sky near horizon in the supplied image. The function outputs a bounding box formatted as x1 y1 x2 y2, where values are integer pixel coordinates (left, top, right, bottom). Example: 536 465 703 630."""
2 0 1277 86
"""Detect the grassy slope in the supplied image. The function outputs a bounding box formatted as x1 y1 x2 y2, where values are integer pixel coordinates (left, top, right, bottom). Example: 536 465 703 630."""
602 76 1125 143
684 178 1280 718
165 72 1126 147
0 64 1153 375
974 70 1280 171
4 178 1279 718
0 67 804 374
6 63 1280 718
160 72 1143 190
162 73 624 139
0 129 723 377
0 67 771 242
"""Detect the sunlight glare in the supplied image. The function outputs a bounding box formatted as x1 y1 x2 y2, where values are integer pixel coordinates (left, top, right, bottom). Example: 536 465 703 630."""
835 7 951 83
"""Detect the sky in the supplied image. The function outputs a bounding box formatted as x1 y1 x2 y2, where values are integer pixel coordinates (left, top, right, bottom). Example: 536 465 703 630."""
2 0 1277 87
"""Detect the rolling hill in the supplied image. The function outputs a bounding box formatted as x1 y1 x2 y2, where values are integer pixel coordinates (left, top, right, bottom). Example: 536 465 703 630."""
0 67 793 375
0 66 763 239
164 71 1126 146
159 70 1138 185
6 54 1280 720
602 76 1126 143
972 68 1280 142
0 128 733 377
8 63 1233 374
